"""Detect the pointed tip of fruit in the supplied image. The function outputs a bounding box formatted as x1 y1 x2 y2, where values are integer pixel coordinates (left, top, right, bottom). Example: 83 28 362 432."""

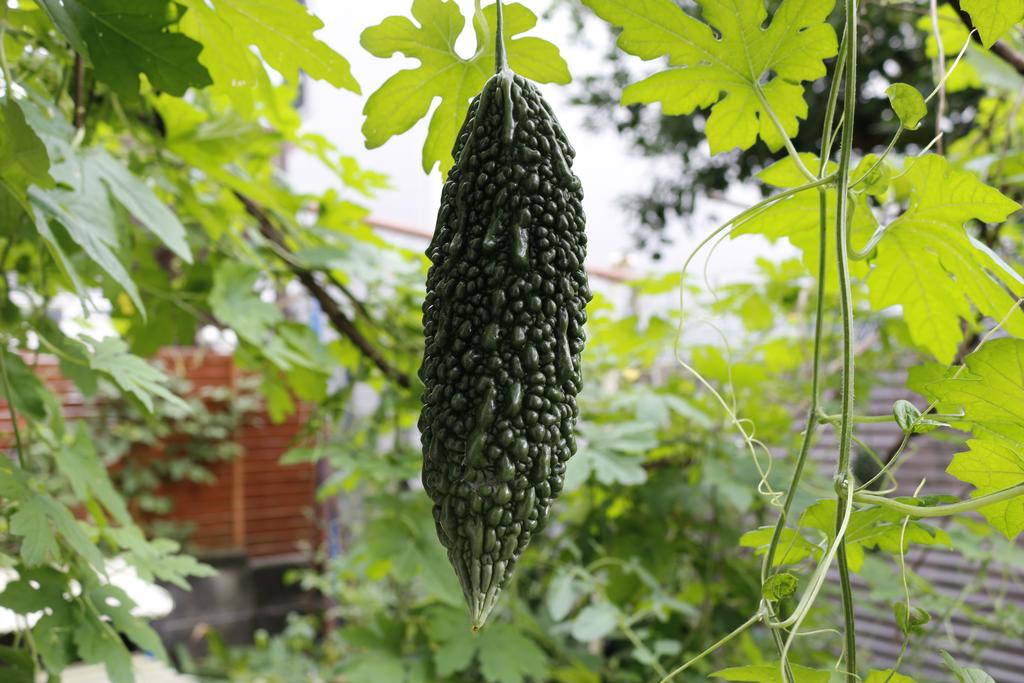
468 590 500 631
470 600 493 631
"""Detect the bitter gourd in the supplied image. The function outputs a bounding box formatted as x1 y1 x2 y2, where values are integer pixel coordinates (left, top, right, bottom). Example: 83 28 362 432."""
418 1 590 629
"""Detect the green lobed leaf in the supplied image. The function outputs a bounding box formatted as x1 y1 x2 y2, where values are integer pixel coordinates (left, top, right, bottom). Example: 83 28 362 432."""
0 567 70 615
34 613 77 675
88 336 189 414
340 654 406 683
86 153 191 264
261 372 296 423
927 338 1024 445
798 499 951 571
424 607 548 682
564 421 656 490
23 97 193 311
0 459 31 500
435 633 476 676
886 83 927 131
546 568 583 621
107 527 215 590
54 423 132 526
87 583 167 661
9 493 104 571
209 261 313 372
739 526 817 567
9 497 61 567
583 0 838 154
178 0 358 117
734 154 875 292
426 606 478 676
30 186 142 310
361 0 570 175
868 155 1023 363
961 0 1024 48
37 0 211 100
948 439 1024 539
0 646 34 683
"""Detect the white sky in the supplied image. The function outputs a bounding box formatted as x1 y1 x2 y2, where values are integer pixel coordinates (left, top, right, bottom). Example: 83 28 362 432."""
290 0 783 288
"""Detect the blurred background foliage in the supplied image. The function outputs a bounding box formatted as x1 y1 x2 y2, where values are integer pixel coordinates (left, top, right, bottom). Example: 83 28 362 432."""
1 0 1023 682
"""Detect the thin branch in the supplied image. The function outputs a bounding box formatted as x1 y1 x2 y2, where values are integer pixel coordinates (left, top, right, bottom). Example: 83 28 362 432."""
73 54 86 129
323 271 383 333
235 192 412 389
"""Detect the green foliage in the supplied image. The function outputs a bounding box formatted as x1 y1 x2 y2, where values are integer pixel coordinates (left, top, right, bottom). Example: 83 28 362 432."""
0 351 49 420
3 0 1024 681
0 0 375 680
37 0 211 100
209 262 308 371
733 153 875 291
961 0 1024 48
178 0 359 99
568 1 987 255
740 151 1023 363
711 662 831 682
865 671 916 683
203 256 887 681
743 499 951 572
893 601 931 635
0 97 53 203
867 155 1022 363
361 0 570 174
918 6 982 92
947 439 1024 538
88 337 190 412
581 0 838 154
24 95 193 310
578 0 1024 679
886 83 927 131
911 339 1024 538
761 573 797 602
941 650 997 683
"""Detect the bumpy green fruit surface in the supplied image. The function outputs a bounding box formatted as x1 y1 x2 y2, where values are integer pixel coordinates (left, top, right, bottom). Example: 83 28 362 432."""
418 67 590 629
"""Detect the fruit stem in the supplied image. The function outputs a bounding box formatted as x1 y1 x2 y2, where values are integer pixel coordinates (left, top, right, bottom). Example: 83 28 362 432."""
495 0 508 74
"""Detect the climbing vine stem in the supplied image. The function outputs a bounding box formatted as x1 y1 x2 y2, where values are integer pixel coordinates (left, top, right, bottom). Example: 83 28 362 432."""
856 483 1024 517
760 20 848 682
833 0 860 678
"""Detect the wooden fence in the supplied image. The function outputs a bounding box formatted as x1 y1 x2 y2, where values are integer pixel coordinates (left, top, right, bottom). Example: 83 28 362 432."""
0 348 318 560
